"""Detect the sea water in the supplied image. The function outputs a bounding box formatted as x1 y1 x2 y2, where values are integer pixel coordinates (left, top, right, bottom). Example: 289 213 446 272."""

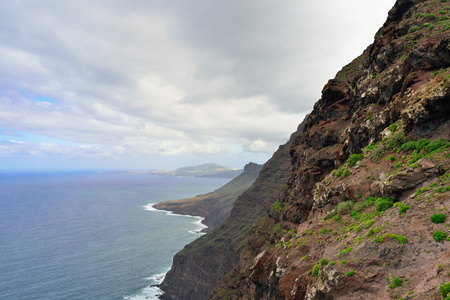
0 171 230 300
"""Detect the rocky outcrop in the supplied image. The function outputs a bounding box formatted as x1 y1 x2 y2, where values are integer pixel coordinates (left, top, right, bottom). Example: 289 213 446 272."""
154 162 263 231
209 0 450 299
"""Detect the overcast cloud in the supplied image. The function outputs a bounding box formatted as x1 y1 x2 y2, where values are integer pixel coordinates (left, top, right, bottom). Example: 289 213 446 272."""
0 0 394 170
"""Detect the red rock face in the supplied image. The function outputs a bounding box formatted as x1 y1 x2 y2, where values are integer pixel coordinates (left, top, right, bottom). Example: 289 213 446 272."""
210 0 450 299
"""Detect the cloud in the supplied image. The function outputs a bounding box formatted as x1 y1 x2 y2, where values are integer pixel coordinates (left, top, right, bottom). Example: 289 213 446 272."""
0 0 394 169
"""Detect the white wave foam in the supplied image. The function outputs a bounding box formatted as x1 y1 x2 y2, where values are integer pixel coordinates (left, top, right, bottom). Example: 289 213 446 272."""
123 285 164 300
188 217 207 234
124 271 167 300
145 272 166 284
142 203 158 211
143 203 208 234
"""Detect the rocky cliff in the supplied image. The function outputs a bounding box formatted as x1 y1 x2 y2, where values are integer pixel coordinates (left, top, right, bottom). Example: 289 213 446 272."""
154 162 263 232
159 129 300 299
160 0 450 299
208 0 450 299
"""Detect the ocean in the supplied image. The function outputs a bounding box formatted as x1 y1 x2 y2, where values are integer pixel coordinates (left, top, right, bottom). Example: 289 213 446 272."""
0 171 230 300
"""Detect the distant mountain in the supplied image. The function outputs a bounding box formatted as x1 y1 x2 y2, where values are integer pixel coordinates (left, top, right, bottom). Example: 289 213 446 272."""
148 163 242 178
154 162 263 232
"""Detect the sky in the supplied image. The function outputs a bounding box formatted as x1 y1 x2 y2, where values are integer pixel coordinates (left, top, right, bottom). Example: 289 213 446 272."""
0 0 394 171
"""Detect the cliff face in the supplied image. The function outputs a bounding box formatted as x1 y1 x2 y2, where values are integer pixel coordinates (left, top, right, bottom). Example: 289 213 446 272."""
210 0 450 299
154 162 263 231
159 130 299 299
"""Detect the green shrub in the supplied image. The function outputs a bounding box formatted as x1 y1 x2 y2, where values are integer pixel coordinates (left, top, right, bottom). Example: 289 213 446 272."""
347 154 364 166
346 269 355 277
339 247 352 258
363 219 376 228
431 213 446 223
374 233 408 244
365 197 376 206
424 138 447 153
389 124 397 133
354 225 362 233
352 202 367 213
375 197 395 212
312 264 320 277
388 131 408 149
401 139 431 151
337 201 354 215
329 261 336 266
427 13 436 19
440 283 450 299
434 230 447 242
366 227 380 238
435 186 450 194
416 186 429 196
371 146 385 162
408 25 420 33
374 235 384 243
394 277 403 286
320 258 329 265
395 161 403 168
399 204 410 214
384 233 408 244
341 169 350 178
335 166 350 178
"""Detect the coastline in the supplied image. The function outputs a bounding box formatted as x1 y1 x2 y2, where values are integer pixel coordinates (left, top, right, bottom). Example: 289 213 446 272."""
125 203 209 299
143 203 208 234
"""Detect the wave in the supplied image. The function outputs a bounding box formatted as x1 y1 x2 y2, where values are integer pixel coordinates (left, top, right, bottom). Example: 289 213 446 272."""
123 271 168 300
145 272 166 283
123 285 164 300
143 203 208 234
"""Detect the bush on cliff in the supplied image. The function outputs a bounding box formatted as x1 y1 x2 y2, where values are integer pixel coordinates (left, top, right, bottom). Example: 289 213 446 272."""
401 139 430 151
440 282 450 299
371 146 384 162
312 264 320 277
424 137 448 153
375 197 395 212
431 213 446 223
388 131 408 149
433 230 447 242
337 201 354 215
347 154 364 166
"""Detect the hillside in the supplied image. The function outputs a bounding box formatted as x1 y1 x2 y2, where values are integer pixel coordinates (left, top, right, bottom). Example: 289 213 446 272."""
210 0 450 298
149 163 242 178
154 162 263 231
160 0 450 299
159 130 299 299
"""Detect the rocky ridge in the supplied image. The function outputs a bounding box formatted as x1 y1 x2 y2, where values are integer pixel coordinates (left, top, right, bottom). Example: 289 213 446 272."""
209 0 450 299
154 162 263 232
